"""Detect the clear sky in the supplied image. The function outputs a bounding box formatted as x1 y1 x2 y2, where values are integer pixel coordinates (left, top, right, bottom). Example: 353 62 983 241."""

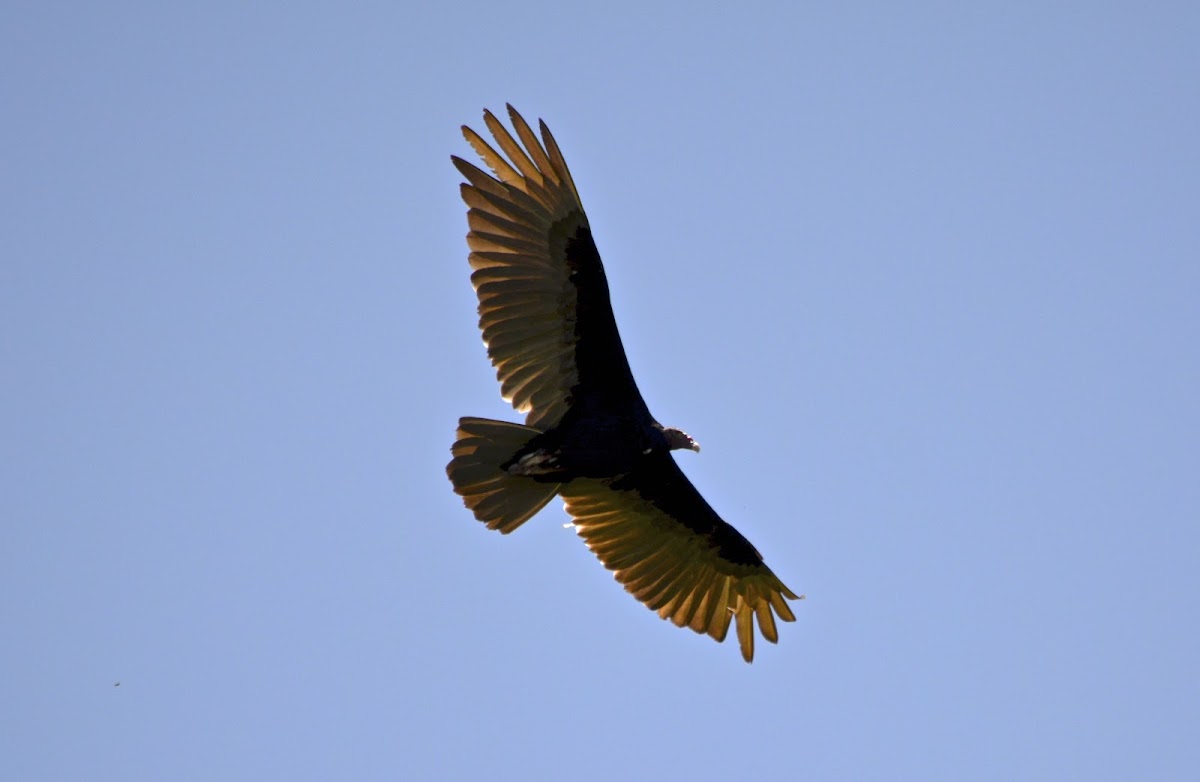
3 2 1197 780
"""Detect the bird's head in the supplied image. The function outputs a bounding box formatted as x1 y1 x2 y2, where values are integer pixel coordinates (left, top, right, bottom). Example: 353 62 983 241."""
662 426 701 453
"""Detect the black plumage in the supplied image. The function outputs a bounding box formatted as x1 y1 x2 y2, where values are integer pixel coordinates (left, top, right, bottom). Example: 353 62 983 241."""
446 106 799 661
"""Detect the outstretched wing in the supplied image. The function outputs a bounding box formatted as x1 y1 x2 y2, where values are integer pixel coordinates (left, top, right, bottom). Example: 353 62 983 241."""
454 105 647 431
559 453 801 662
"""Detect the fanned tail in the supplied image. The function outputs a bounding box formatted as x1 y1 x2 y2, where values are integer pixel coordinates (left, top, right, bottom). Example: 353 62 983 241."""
446 417 561 534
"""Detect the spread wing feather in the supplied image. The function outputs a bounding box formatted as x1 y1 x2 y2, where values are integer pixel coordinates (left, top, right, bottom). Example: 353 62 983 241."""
560 453 800 662
455 105 640 430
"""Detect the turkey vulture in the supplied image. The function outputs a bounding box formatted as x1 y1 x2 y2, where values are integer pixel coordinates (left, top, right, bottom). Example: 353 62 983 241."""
446 105 800 662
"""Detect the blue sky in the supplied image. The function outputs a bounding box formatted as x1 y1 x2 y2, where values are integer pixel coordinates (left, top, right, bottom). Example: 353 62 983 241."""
3 2 1198 779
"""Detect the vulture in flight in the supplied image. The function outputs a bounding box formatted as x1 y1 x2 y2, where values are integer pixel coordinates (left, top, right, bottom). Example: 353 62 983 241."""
446 105 800 662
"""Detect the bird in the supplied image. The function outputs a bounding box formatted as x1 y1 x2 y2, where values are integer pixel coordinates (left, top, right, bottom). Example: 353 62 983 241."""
445 105 800 662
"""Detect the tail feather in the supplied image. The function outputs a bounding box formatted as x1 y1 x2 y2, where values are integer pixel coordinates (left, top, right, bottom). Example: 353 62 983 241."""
446 417 561 534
